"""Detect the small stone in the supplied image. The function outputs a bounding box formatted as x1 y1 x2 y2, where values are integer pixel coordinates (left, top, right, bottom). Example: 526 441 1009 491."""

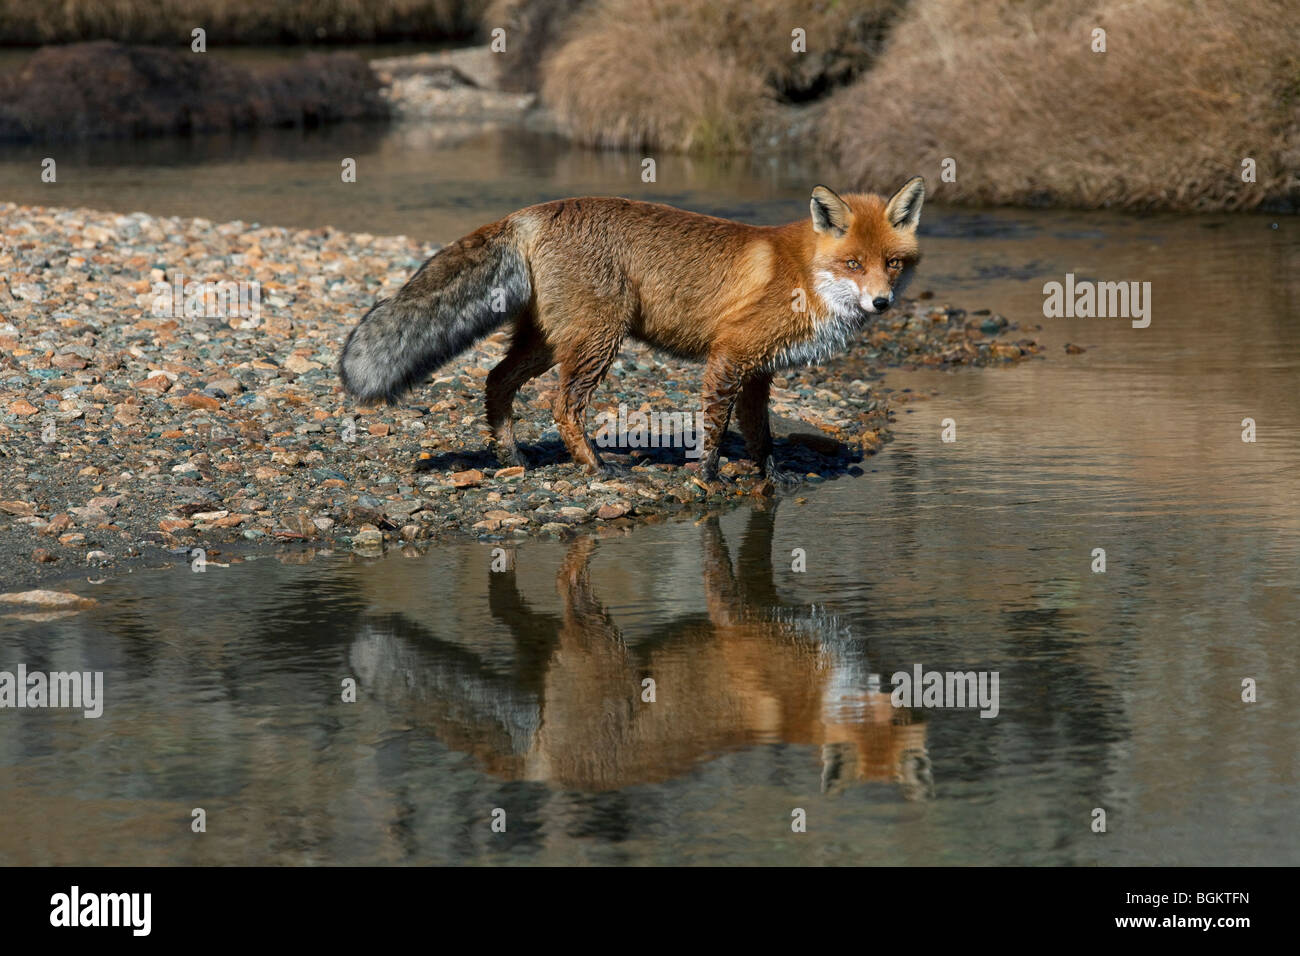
183 393 221 411
284 354 323 374
40 513 71 535
69 506 109 525
135 374 172 392
279 512 316 537
0 589 97 608
451 469 484 488
597 501 632 520
52 352 87 370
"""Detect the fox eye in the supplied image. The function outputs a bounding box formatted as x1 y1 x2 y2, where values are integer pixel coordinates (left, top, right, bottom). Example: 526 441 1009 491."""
845 258 862 271
887 257 904 270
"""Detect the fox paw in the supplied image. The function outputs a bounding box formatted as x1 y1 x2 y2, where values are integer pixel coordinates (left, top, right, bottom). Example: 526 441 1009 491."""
696 465 733 494
495 446 529 469
762 463 801 489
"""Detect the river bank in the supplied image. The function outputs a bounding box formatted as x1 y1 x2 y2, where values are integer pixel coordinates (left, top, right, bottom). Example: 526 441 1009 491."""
3 0 1294 212
0 201 1043 593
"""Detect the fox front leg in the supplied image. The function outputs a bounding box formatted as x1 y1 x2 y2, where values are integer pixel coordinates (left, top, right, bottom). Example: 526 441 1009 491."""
699 355 748 483
734 373 796 487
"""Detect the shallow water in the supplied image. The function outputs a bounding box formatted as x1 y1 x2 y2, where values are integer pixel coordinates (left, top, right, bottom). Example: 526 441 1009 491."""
1 120 1297 865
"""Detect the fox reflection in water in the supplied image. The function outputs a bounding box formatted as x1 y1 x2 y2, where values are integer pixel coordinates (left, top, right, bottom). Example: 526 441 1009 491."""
349 506 933 799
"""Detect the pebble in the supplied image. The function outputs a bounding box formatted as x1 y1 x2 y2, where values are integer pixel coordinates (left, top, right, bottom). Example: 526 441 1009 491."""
0 589 97 608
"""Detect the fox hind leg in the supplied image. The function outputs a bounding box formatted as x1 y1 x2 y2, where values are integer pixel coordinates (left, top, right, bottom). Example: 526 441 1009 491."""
486 311 555 468
736 372 774 466
553 332 624 474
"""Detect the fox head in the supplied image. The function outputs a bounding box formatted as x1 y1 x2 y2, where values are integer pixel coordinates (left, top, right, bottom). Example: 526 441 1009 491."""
819 707 934 801
807 177 924 321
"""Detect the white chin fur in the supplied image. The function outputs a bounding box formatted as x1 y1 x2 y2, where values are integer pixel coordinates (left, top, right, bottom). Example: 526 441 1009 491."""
813 270 863 323
768 271 862 369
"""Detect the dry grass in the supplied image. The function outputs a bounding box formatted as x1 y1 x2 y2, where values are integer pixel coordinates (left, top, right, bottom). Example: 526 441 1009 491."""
540 0 901 152
485 0 590 92
821 0 1300 211
0 41 388 140
0 0 486 45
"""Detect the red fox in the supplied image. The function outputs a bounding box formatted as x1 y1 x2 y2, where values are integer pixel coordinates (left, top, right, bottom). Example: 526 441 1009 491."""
339 178 924 482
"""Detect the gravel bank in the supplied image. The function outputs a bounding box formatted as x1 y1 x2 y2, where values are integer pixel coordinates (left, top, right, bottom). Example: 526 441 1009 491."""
0 201 1043 590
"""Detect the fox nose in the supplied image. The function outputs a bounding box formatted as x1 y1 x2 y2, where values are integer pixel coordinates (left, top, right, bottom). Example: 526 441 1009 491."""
872 296 891 312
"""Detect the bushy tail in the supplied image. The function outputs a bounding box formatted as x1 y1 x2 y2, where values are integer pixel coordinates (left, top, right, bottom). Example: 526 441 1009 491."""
339 221 531 404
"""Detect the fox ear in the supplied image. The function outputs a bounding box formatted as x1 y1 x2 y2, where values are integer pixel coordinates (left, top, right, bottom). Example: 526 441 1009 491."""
885 176 925 231
810 185 851 237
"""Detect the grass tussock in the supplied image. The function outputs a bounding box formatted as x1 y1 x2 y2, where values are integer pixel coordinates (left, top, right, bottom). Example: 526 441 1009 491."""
0 41 388 141
0 0 487 45
485 0 591 92
540 0 902 152
821 0 1300 212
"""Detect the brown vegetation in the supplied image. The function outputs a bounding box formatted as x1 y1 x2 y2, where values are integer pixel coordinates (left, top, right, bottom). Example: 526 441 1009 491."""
821 0 1300 212
0 0 486 45
539 0 901 152
0 41 388 141
485 0 590 93
534 0 1298 212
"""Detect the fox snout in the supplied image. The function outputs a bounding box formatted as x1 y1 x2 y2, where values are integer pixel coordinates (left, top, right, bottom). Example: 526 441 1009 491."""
850 295 891 324
861 291 893 314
